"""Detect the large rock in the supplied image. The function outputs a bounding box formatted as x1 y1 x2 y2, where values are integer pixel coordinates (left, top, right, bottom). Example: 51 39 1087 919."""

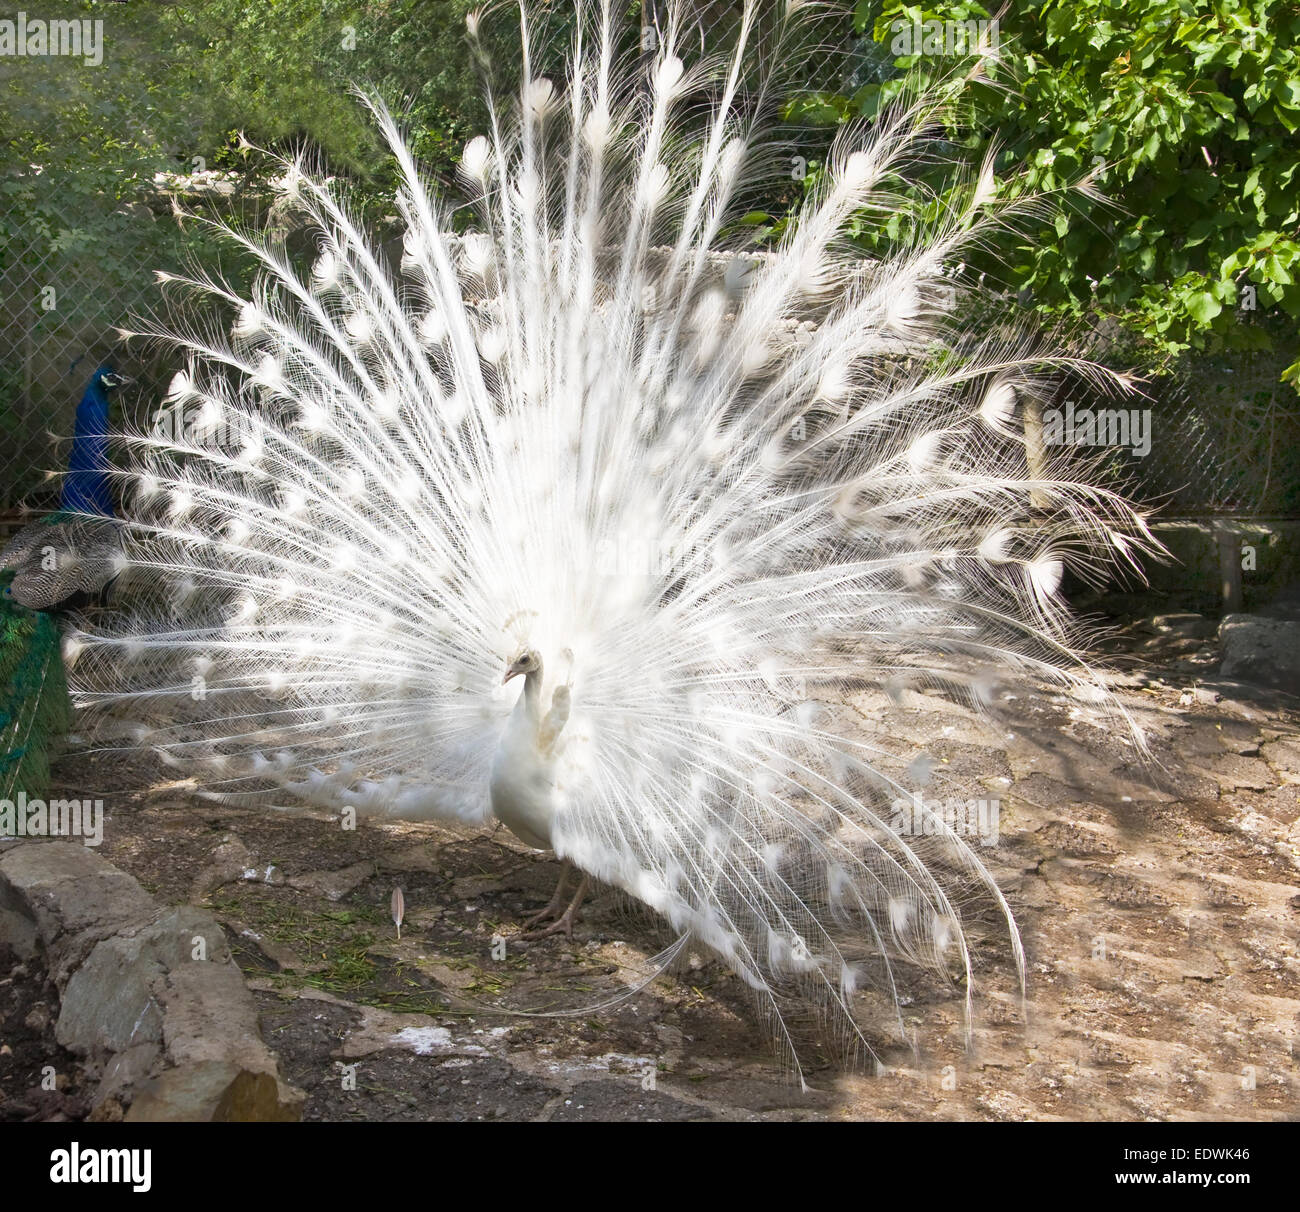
1218 614 1300 690
0 842 155 984
56 906 232 1058
125 1061 301 1123
0 841 302 1121
158 962 263 1068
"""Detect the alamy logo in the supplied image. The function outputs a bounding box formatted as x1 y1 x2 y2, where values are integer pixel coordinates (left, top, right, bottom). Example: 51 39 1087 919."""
1043 400 1153 457
0 791 104 846
0 12 104 66
150 399 256 450
595 537 689 578
889 18 999 57
50 1143 151 1192
890 794 1001 846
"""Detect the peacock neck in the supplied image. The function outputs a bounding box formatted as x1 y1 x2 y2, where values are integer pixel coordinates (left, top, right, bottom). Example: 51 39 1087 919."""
521 665 543 717
60 378 114 518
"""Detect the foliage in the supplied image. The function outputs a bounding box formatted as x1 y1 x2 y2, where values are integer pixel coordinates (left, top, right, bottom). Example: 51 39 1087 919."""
0 1 510 504
3 1 1297 390
776 1 1300 389
1 0 502 235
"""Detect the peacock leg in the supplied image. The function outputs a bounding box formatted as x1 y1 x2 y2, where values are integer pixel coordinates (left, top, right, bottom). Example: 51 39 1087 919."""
518 865 589 940
518 860 574 931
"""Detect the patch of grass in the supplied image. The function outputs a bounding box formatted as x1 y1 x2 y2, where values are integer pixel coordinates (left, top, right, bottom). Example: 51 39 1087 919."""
465 974 508 995
312 932 377 991
211 887 455 1014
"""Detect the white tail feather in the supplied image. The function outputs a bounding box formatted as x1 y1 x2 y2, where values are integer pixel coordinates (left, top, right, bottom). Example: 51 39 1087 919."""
73 1 1159 1079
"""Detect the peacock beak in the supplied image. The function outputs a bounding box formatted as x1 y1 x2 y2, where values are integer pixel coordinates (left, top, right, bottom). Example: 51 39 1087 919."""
503 667 521 684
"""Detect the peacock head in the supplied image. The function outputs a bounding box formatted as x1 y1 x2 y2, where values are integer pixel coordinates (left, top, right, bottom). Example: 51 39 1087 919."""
94 365 131 392
503 648 542 684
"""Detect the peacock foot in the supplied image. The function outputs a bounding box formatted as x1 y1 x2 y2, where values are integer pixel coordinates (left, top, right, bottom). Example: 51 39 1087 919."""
517 862 589 940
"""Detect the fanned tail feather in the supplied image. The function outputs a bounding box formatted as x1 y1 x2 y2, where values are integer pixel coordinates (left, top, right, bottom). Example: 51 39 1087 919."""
70 1 1160 1075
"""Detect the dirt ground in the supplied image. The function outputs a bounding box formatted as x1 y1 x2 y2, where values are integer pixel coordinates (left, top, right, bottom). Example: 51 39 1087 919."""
3 607 1298 1121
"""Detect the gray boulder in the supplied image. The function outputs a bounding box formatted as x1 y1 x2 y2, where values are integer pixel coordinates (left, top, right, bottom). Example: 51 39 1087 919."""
1218 614 1300 691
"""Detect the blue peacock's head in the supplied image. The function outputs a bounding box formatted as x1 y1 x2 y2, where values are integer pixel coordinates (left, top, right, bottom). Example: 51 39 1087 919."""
94 365 131 392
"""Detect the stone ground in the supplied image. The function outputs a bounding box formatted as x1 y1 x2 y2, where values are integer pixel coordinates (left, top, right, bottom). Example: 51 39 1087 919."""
2 607 1298 1121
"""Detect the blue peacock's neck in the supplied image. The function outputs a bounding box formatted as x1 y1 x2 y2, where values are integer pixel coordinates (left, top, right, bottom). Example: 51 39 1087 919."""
59 378 115 517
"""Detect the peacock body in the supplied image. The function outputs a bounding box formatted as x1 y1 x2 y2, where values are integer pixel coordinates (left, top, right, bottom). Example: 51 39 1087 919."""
1 365 126 804
71 3 1158 1076
0 600 72 805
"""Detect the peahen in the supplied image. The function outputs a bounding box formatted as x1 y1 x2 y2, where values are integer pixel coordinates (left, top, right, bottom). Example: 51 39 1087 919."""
72 2 1158 1077
1 364 127 804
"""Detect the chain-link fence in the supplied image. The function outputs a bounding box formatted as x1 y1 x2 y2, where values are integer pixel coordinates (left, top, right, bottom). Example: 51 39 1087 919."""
2 187 176 511
3 4 1297 524
0 160 270 517
1 188 272 519
1118 346 1300 518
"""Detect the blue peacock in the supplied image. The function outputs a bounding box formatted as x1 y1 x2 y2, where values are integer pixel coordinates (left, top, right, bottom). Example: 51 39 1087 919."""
0 364 127 803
